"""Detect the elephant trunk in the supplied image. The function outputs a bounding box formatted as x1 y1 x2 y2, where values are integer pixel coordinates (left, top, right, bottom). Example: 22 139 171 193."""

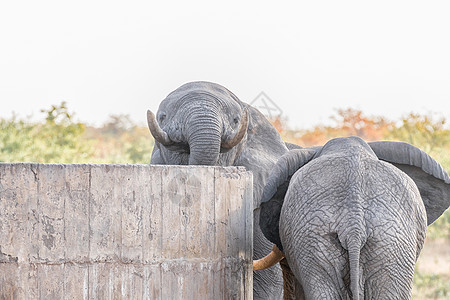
253 245 285 270
185 104 222 165
148 97 248 166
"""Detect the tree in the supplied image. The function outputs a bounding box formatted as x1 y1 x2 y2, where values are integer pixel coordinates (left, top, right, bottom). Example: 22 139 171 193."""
274 108 393 147
0 114 34 162
84 114 153 164
329 108 392 141
1 102 93 163
389 113 450 153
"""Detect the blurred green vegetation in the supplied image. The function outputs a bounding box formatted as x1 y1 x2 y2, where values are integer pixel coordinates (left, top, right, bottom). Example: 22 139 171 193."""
413 271 450 299
0 102 153 164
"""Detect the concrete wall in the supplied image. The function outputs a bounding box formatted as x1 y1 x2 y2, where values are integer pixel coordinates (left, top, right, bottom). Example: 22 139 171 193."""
0 163 253 299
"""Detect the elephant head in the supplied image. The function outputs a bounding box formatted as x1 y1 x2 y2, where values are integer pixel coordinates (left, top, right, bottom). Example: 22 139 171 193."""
148 81 289 299
147 81 249 166
256 136 450 299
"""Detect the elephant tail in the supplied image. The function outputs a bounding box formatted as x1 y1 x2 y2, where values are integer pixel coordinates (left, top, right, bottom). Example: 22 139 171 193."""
347 238 361 300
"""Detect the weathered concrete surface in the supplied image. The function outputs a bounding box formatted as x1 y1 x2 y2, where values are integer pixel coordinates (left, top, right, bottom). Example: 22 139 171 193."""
0 163 253 299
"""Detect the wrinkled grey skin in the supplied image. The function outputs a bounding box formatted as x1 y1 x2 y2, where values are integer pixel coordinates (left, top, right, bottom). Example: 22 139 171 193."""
260 136 450 299
149 81 288 299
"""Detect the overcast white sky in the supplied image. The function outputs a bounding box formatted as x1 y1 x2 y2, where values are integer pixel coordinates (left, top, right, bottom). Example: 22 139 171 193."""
1 1 449 129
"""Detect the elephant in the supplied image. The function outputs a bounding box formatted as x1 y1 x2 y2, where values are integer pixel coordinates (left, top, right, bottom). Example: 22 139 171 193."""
147 81 289 299
255 136 450 299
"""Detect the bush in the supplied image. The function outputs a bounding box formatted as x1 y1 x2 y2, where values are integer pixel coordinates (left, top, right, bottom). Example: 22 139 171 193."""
413 271 450 299
0 102 154 164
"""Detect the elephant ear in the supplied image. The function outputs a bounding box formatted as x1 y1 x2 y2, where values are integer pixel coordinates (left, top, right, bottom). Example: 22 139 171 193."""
285 142 303 150
260 148 318 251
369 141 450 225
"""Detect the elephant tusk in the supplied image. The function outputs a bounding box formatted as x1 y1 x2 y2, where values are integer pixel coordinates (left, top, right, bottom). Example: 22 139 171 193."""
253 244 285 271
147 110 174 146
221 108 249 149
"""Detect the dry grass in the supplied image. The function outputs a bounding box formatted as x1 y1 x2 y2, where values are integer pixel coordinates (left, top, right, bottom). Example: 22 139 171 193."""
413 238 450 299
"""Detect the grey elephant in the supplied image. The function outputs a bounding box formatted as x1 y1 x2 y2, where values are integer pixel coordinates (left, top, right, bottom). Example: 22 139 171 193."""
147 81 288 299
255 136 450 299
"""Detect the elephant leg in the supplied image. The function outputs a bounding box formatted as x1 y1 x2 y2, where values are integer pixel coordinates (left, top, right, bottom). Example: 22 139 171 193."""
279 258 305 300
253 209 284 300
284 234 350 300
299 269 344 300
362 241 417 300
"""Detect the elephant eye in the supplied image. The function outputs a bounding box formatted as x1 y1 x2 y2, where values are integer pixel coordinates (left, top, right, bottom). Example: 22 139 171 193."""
159 113 166 122
233 117 239 124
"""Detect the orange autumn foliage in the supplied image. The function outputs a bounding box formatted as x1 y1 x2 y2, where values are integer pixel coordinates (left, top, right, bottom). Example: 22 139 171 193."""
270 108 393 147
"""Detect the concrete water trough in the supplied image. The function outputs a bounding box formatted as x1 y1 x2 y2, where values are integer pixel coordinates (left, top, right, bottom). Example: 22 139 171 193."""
0 163 253 299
